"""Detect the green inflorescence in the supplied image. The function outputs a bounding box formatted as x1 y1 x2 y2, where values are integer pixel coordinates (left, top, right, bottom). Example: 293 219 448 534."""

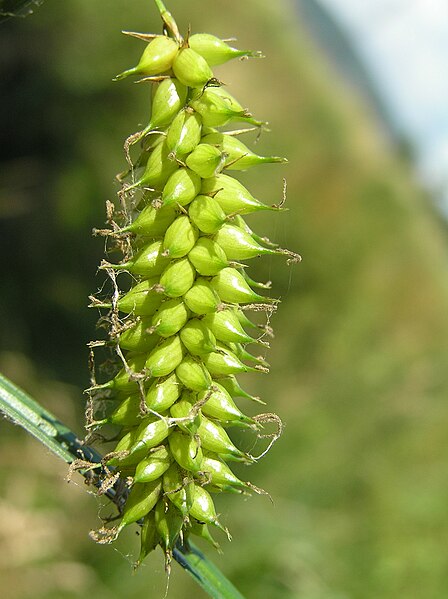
85 0 300 573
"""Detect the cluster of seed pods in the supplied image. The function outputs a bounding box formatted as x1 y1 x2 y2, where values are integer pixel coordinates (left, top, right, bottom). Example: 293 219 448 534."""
87 2 298 571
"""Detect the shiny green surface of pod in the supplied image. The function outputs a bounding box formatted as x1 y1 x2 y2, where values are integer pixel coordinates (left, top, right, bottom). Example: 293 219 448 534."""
175 355 212 391
210 267 267 304
201 174 273 214
202 131 287 170
189 33 254 66
115 36 179 80
163 215 198 259
117 480 162 532
112 240 170 276
147 78 188 130
198 383 253 424
188 195 227 234
134 445 172 483
214 224 278 260
162 463 195 516
202 348 255 376
145 372 182 412
161 167 202 207
150 298 189 337
188 237 228 276
145 335 184 377
138 140 179 189
166 109 202 158
118 319 160 353
168 431 203 473
159 258 196 298
172 47 213 88
197 415 246 458
202 309 253 344
117 277 163 316
185 143 225 178
121 203 177 237
179 319 216 355
183 278 221 314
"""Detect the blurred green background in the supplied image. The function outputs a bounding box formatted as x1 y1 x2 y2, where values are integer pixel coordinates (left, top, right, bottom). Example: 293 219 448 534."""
1 1 448 597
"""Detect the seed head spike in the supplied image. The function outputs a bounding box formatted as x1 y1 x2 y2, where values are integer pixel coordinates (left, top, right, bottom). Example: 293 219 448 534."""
88 0 298 566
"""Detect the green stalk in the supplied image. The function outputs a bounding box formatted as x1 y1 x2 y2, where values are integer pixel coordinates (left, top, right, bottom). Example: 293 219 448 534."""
153 0 183 44
0 371 245 599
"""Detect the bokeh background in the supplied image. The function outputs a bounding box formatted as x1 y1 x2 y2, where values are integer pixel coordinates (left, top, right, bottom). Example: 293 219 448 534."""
1 1 448 597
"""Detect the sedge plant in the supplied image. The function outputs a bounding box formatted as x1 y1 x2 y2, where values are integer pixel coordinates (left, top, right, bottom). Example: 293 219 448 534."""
83 0 300 575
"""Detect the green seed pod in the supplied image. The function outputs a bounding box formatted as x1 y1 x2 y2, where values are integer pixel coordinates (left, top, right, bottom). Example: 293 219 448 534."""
214 223 279 261
198 384 253 425
151 298 189 337
188 238 228 276
134 445 173 483
115 35 179 80
109 240 170 276
161 167 202 207
210 267 267 304
188 520 220 550
188 195 227 234
179 319 216 355
197 415 246 459
162 463 195 515
145 335 184 377
168 431 203 473
189 486 221 527
202 131 287 170
147 78 188 130
201 174 274 214
107 428 139 463
202 309 253 344
200 454 247 489
137 511 160 566
175 355 212 391
166 109 202 158
126 416 171 463
155 498 185 552
185 143 225 178
120 203 177 237
233 213 279 249
235 307 257 329
146 372 182 412
100 353 148 393
117 480 162 533
105 393 142 426
119 319 160 353
163 215 198 259
219 374 261 402
189 33 254 66
190 87 263 128
172 47 213 88
202 348 256 376
169 392 201 435
226 341 268 366
183 278 221 314
116 278 163 316
159 257 196 297
137 139 178 190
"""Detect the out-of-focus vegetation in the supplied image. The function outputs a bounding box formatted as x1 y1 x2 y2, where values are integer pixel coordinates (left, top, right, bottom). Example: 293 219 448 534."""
1 1 448 598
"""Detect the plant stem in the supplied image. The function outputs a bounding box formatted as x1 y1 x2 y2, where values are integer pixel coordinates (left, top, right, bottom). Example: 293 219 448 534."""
153 0 183 44
0 371 245 599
